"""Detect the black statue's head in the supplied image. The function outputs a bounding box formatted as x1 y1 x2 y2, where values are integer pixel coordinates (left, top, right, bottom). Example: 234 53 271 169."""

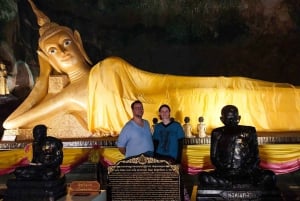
220 105 241 127
198 116 204 123
33 124 47 141
152 117 158 124
184 116 190 123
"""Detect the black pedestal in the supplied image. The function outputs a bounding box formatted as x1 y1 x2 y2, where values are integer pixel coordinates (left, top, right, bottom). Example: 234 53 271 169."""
196 185 283 201
4 174 67 201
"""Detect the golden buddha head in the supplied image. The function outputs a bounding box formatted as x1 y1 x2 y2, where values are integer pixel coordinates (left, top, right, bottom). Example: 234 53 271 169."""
28 0 92 72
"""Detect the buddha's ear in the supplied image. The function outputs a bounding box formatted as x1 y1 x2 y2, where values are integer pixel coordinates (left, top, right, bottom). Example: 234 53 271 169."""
37 49 61 73
73 30 93 65
37 49 48 63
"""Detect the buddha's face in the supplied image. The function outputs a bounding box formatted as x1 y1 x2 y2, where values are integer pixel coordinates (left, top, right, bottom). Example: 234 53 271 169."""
40 31 84 71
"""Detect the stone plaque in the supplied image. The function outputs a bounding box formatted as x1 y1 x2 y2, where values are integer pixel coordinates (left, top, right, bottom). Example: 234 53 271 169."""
69 181 100 195
108 154 183 201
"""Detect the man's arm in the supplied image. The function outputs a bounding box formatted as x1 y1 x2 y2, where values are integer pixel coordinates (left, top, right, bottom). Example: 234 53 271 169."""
116 124 128 156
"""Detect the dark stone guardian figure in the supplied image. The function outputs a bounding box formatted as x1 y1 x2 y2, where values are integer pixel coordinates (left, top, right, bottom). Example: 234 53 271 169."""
14 124 63 180
4 125 66 201
197 105 281 201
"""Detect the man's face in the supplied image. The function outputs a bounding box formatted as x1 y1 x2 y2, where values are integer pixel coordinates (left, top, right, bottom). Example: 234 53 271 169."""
41 31 83 71
132 103 144 118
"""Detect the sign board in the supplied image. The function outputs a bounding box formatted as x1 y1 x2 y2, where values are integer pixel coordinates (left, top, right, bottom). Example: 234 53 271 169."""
108 154 183 201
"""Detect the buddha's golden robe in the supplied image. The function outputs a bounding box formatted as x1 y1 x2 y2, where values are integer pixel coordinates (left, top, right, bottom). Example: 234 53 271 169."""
88 57 300 135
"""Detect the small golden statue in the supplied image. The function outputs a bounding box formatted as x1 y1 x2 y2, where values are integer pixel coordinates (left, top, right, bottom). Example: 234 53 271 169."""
183 116 193 138
197 116 206 138
0 62 10 95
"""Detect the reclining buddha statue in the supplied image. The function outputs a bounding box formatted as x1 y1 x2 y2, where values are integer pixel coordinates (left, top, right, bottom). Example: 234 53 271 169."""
3 0 300 138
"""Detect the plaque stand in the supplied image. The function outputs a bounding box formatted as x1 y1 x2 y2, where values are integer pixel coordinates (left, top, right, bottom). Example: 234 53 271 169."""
69 181 100 196
197 186 283 201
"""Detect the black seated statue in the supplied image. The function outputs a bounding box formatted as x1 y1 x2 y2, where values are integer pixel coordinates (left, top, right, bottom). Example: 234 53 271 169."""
14 124 63 181
198 105 276 189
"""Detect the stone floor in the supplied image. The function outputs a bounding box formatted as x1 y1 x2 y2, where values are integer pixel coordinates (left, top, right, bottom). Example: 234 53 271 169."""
0 162 299 201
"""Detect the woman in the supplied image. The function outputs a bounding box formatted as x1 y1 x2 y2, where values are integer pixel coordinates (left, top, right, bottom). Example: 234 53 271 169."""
153 104 185 164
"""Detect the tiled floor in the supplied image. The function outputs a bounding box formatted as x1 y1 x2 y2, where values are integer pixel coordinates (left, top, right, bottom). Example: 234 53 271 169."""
0 163 299 201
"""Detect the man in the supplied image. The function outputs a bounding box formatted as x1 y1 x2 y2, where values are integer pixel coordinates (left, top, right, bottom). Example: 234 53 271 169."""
198 105 276 189
117 100 154 158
